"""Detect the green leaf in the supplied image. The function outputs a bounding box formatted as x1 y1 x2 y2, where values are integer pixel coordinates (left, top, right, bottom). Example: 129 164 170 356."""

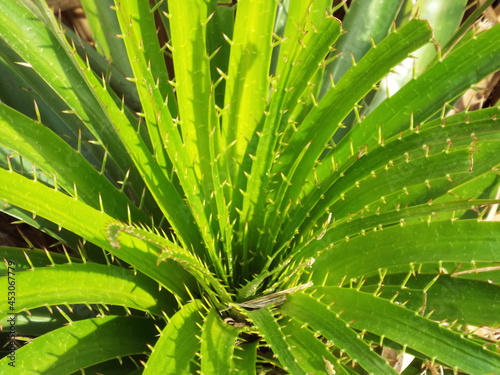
238 14 342 268
114 0 176 114
200 308 241 374
280 16 342 118
311 220 500 285
0 246 81 274
67 5 204 251
314 286 500 374
280 293 397 374
206 2 234 109
313 140 499 225
0 102 149 224
295 199 497 262
246 307 306 374
168 2 235 274
283 107 500 249
222 0 278 174
275 0 331 79
66 26 141 111
279 315 352 375
0 0 141 197
366 0 467 112
441 0 497 57
144 300 205 374
110 0 173 193
0 39 116 191
115 0 220 263
0 167 196 299
168 0 215 185
0 315 156 374
0 263 175 320
319 0 403 99
107 222 232 307
231 341 258 375
80 0 134 77
368 273 500 326
268 19 432 248
331 22 500 187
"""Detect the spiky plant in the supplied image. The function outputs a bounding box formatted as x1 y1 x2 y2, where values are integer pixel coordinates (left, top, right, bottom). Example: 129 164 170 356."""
1 0 500 373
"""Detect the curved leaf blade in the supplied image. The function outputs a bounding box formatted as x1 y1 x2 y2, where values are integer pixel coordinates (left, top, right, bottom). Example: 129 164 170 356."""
201 308 241 374
269 19 432 244
280 293 397 374
246 307 307 374
314 286 500 375
312 220 500 284
0 167 196 299
0 315 156 374
0 263 174 320
144 300 204 375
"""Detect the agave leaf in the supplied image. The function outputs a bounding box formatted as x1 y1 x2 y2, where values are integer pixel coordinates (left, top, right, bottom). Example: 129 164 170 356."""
222 0 278 174
312 286 500 374
207 112 235 276
143 300 205 375
230 340 258 375
0 315 157 374
275 0 331 79
200 308 241 374
0 0 142 198
65 25 142 112
246 307 307 374
112 0 172 180
43 1 204 250
0 167 196 299
319 0 404 99
0 102 149 224
168 1 235 267
238 14 342 269
266 18 432 250
0 263 175 321
430 161 500 222
79 0 134 77
282 107 500 246
314 139 500 224
115 0 221 263
441 0 497 57
7 0 163 222
168 0 216 186
295 199 497 261
366 0 468 113
279 315 352 375
280 16 342 119
364 273 500 326
330 22 500 182
0 246 81 274
206 1 234 109
113 0 176 115
0 51 94 154
107 222 232 306
0 39 110 184
273 0 332 128
280 293 397 374
311 220 500 286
